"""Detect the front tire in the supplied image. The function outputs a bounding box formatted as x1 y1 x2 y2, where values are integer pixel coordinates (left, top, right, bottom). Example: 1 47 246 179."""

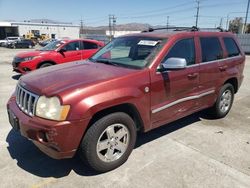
79 112 137 172
39 63 53 68
211 83 234 118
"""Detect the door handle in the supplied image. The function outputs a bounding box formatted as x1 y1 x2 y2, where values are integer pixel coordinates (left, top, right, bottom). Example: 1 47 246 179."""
219 65 228 71
187 73 198 79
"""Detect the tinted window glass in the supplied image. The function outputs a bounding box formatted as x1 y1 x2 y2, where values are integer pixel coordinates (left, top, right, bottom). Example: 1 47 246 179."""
164 38 195 66
223 37 240 57
200 37 223 62
91 36 165 69
64 41 80 51
84 41 98 49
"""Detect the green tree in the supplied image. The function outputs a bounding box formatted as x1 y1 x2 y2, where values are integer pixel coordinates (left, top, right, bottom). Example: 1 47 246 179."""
229 17 243 33
246 24 250 33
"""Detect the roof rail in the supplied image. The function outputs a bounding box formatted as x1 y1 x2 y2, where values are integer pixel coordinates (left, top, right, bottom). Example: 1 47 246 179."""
198 27 228 32
141 26 198 33
141 26 228 33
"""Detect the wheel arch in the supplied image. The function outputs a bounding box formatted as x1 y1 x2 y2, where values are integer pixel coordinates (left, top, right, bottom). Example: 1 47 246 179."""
37 60 56 68
87 103 144 133
224 77 238 93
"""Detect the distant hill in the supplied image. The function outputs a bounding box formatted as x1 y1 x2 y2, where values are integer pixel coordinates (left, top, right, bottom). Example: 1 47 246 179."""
4 19 165 31
91 23 152 31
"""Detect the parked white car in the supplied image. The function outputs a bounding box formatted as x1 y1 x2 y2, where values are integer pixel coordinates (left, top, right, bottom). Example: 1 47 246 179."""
0 37 21 47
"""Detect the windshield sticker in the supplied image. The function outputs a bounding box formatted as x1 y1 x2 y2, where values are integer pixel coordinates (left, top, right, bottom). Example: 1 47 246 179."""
138 40 159 46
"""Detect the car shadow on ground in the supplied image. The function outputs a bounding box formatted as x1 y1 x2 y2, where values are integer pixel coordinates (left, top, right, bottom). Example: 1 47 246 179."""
6 110 210 178
12 74 22 80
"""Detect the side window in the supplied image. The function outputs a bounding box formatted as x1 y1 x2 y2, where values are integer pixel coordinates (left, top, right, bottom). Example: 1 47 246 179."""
163 38 195 66
64 41 80 51
223 37 240 57
200 37 223 62
83 42 98 49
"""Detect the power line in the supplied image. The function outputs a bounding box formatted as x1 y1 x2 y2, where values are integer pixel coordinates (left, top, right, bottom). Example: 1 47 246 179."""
118 1 195 17
200 1 246 9
119 7 195 20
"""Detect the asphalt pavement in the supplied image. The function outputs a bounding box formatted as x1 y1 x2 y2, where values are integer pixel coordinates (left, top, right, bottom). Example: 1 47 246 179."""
0 47 250 188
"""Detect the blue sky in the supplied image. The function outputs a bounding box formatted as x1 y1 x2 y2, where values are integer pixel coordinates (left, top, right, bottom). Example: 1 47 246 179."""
0 0 247 28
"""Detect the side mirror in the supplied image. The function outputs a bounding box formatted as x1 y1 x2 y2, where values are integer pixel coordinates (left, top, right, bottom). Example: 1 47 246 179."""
58 48 67 53
160 57 187 71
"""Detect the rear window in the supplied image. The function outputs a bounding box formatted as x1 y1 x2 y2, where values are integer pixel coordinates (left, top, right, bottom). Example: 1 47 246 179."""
200 37 223 62
83 41 98 49
223 37 240 57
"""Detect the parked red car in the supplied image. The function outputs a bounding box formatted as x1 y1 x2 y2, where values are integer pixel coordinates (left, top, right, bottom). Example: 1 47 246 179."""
7 27 245 172
12 39 104 73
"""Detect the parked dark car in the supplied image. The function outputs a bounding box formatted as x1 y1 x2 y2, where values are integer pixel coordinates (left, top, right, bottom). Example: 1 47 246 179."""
10 39 35 49
39 39 57 47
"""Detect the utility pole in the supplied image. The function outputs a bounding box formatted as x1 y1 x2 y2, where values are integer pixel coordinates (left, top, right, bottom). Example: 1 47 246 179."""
112 15 116 37
167 16 169 31
195 0 200 27
108 15 116 40
219 17 223 28
243 0 250 33
109 15 112 38
79 18 84 38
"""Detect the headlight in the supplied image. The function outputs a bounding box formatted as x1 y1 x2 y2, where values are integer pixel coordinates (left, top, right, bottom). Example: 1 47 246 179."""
23 56 35 61
36 96 70 121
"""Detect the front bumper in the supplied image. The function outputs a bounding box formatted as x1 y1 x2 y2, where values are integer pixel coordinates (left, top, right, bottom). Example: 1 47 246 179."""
7 96 90 159
12 59 39 74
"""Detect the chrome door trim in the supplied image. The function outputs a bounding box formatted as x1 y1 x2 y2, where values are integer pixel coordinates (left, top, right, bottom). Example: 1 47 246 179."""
152 90 215 114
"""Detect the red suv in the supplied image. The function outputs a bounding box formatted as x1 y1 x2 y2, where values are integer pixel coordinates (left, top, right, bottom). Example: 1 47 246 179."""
7 27 245 172
12 39 104 73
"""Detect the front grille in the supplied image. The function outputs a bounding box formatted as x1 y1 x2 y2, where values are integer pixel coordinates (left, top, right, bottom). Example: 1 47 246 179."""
12 61 21 68
16 84 39 116
12 57 23 68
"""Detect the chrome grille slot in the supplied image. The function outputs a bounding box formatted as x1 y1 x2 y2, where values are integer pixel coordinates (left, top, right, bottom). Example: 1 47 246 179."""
15 84 39 116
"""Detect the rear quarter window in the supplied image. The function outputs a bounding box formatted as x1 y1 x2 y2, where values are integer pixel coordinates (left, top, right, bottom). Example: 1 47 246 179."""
200 37 223 62
223 37 240 57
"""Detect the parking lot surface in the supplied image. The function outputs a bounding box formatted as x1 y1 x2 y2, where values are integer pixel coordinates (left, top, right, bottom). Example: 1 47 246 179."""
1 47 250 188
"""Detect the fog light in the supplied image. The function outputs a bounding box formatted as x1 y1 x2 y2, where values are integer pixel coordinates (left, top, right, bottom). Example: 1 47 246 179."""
37 131 48 142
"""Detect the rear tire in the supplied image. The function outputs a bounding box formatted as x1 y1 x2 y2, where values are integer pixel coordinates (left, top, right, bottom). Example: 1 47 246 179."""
79 112 137 172
210 83 234 118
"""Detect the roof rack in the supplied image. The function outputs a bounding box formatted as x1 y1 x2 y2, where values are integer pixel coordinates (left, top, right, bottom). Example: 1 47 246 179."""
141 26 228 33
198 27 228 32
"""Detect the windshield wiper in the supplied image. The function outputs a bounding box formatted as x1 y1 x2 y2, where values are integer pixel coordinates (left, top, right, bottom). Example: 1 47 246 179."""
94 59 119 67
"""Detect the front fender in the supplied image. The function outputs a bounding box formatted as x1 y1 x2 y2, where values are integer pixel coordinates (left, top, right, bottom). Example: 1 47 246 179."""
68 87 146 120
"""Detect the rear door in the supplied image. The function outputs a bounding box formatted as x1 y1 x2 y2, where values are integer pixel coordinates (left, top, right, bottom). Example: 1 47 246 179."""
150 37 200 128
197 36 224 108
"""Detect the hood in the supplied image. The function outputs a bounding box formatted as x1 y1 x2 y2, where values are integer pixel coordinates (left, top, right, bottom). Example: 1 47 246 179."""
16 50 54 58
20 60 137 96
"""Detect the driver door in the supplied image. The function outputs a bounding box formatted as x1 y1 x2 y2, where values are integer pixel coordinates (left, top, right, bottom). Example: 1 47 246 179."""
150 37 200 128
57 41 82 64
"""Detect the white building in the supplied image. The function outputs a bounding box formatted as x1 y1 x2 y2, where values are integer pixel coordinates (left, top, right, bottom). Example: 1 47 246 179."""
12 22 80 39
0 21 80 39
0 21 142 41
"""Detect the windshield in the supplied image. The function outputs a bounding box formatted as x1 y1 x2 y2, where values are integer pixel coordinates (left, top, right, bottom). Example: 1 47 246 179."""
40 40 65 51
90 36 166 69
